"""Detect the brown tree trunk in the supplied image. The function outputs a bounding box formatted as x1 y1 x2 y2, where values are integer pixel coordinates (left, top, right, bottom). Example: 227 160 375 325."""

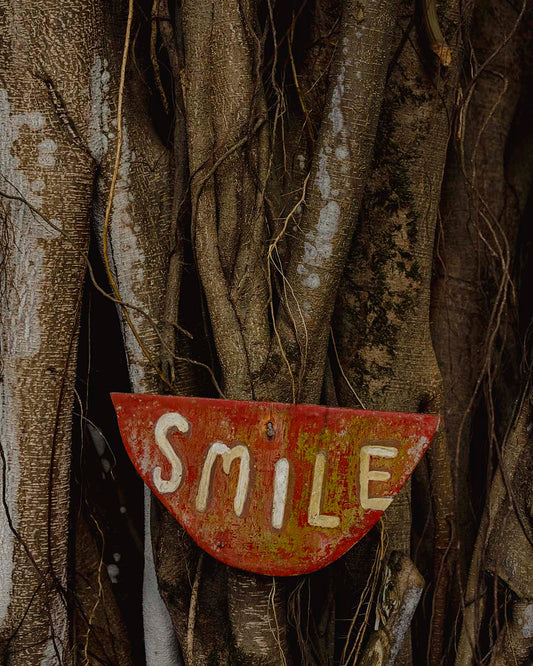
333 0 462 660
0 0 96 660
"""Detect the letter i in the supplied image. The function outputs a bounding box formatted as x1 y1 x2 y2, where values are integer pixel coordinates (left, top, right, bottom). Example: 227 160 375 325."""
272 458 290 529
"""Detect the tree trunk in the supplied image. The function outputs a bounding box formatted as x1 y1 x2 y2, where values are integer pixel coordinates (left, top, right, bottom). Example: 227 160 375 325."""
0 0 96 660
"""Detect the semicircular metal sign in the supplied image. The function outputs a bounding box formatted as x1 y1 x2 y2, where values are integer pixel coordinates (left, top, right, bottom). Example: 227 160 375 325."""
111 393 439 576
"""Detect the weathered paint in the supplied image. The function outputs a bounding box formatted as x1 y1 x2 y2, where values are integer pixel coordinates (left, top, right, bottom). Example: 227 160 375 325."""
112 394 439 576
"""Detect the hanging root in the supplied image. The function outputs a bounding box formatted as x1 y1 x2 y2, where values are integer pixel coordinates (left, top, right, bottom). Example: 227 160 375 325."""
185 553 204 665
420 0 452 66
268 578 289 666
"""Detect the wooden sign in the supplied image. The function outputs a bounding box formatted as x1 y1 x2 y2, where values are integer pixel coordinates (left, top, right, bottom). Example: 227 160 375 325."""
111 394 439 576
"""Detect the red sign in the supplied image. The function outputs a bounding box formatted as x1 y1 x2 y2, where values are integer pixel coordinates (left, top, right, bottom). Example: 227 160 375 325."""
111 394 439 576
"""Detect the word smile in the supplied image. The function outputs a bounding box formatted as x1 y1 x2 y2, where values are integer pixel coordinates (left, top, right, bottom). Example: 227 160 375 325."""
153 411 399 531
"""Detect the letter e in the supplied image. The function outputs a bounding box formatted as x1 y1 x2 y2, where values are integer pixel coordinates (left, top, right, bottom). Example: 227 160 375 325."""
359 444 398 511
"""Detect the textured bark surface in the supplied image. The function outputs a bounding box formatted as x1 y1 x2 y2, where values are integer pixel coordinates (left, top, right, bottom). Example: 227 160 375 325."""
0 0 175 663
170 0 404 662
432 0 533 581
456 382 533 665
90 4 177 663
333 0 461 660
258 0 401 406
0 0 95 661
432 0 533 661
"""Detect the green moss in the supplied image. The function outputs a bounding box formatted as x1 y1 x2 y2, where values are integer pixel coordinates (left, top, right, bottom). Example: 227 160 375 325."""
334 54 440 397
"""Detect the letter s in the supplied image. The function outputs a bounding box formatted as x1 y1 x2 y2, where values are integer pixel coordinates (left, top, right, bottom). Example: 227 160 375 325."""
153 412 188 493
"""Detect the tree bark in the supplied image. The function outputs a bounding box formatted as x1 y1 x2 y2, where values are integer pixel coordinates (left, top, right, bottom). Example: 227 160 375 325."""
432 0 533 588
333 0 462 660
0 0 97 660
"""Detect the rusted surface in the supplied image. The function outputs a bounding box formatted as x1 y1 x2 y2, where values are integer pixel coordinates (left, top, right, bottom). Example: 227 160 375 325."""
112 393 439 576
